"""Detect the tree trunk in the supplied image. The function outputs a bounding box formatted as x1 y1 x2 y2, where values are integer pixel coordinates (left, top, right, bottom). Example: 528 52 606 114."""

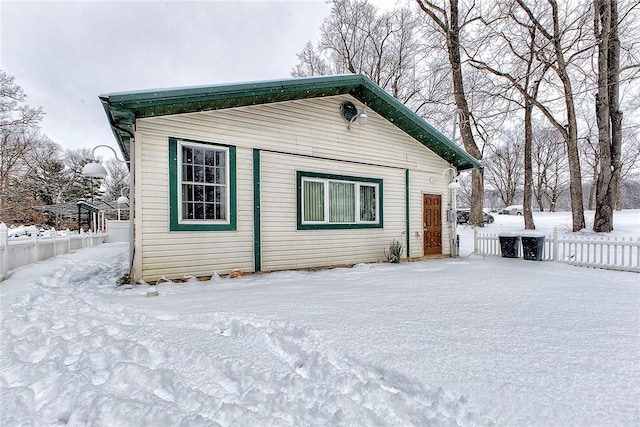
562 96 585 231
514 0 585 231
550 3 585 231
447 0 484 227
593 0 621 232
523 100 535 229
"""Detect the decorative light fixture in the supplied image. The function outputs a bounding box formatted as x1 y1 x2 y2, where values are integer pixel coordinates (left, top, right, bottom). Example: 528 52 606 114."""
443 167 461 189
116 187 130 221
82 144 128 178
448 179 462 190
340 100 368 129
82 162 108 179
117 187 130 205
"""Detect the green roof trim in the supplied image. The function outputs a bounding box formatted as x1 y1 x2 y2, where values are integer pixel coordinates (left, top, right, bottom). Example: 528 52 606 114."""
99 74 481 171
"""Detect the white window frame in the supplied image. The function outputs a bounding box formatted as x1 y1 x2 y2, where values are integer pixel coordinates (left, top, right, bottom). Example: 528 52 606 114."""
300 176 379 225
177 140 230 225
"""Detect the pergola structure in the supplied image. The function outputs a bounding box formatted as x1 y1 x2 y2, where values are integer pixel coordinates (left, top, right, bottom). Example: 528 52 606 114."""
40 200 129 231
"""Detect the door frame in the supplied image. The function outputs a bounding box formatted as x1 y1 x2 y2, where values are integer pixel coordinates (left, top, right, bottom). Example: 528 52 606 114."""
422 192 443 256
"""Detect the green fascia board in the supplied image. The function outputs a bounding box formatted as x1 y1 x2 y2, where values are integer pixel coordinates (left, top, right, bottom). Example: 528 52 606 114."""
99 74 481 170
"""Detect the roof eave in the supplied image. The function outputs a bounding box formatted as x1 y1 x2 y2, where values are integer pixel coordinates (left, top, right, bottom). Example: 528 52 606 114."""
100 74 480 170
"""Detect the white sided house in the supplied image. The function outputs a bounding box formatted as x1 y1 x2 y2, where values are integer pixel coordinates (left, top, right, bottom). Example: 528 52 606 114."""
100 74 480 282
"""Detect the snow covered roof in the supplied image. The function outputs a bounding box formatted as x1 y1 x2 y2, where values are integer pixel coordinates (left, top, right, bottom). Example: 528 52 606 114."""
99 74 481 171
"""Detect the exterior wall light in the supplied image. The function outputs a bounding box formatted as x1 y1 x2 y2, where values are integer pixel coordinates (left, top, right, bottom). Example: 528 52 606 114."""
448 178 462 190
349 108 368 129
442 167 460 188
340 100 368 129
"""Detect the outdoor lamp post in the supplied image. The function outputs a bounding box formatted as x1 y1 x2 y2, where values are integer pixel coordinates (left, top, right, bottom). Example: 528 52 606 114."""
117 187 130 206
443 167 460 257
82 143 129 204
117 187 130 221
82 143 134 279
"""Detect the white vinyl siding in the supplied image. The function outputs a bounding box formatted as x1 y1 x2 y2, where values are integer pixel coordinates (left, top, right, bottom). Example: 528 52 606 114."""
133 95 453 281
260 152 399 271
133 134 252 281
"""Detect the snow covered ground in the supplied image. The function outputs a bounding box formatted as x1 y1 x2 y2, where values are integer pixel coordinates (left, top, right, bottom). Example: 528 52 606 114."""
1 211 639 426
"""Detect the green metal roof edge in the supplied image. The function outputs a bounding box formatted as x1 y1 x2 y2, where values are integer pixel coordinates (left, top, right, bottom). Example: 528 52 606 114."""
99 74 481 170
102 74 363 106
99 97 133 162
351 76 481 170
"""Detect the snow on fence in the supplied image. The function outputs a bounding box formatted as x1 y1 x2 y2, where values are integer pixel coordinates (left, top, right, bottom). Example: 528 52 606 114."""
474 227 640 273
0 223 107 281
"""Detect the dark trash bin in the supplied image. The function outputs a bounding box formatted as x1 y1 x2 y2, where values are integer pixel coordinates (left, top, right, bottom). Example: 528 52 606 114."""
498 233 521 258
521 233 545 261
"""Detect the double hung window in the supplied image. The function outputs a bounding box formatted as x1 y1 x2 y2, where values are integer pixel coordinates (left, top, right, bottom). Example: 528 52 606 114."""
181 144 227 221
169 138 236 231
298 171 382 229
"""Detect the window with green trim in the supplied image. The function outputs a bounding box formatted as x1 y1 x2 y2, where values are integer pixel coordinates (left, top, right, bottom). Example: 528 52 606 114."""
297 171 382 230
169 138 236 231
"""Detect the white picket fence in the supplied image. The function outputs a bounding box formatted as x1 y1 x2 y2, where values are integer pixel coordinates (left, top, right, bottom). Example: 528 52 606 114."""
0 223 107 281
474 227 640 273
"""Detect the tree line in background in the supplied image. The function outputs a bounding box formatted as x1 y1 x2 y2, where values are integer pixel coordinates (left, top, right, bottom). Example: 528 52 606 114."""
292 0 640 232
0 70 129 230
2 0 639 234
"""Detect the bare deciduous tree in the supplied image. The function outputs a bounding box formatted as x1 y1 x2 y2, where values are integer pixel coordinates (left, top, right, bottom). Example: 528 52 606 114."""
513 0 591 231
291 42 330 78
579 119 600 210
415 0 486 227
101 159 130 203
467 0 553 229
0 71 44 130
619 129 640 207
291 0 640 228
64 148 100 202
22 136 67 206
484 134 523 208
294 0 425 105
0 71 45 223
532 124 568 212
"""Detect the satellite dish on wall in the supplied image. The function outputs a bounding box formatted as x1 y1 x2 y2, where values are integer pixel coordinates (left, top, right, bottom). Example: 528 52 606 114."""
340 100 359 121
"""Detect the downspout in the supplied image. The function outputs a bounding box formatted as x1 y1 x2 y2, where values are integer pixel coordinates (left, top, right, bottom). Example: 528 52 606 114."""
112 119 136 279
449 169 458 258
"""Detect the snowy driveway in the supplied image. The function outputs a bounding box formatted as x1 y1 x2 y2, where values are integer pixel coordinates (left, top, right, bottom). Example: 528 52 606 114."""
1 242 639 426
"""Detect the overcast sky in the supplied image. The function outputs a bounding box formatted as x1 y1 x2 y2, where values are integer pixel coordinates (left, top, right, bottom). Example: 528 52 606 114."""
1 0 397 158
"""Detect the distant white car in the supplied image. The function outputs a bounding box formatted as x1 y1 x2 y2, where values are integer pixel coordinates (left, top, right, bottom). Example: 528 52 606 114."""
501 205 523 215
